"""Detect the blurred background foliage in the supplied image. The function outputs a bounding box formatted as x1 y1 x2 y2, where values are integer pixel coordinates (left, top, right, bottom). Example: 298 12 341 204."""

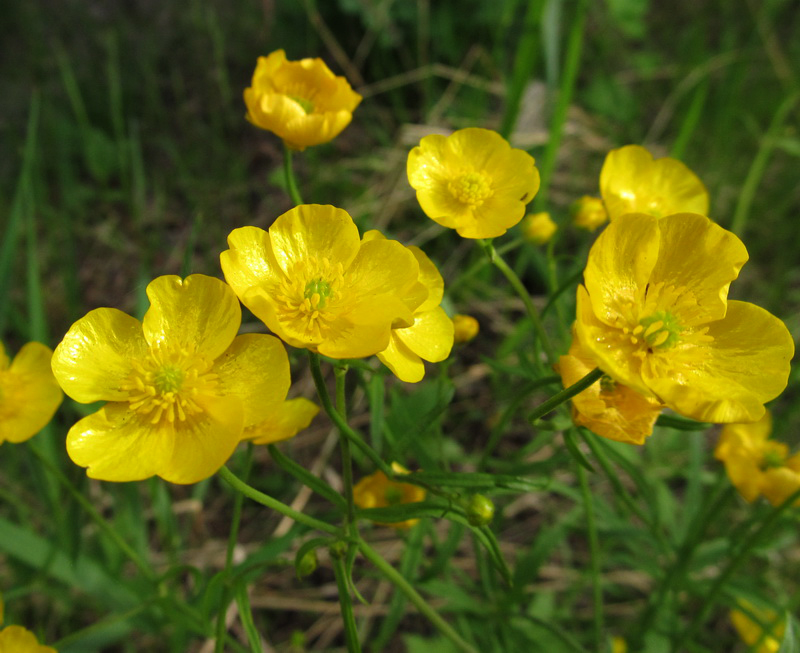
1 0 799 651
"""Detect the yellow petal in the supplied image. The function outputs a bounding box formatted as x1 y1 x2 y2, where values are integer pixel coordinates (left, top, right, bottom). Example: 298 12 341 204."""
583 213 660 326
0 343 63 444
269 205 360 276
0 625 57 653
221 226 284 300
762 467 800 506
143 275 241 361
241 285 302 349
377 333 425 383
409 245 443 312
245 397 320 445
212 334 290 428
52 308 148 403
648 213 748 324
642 301 794 422
395 307 454 364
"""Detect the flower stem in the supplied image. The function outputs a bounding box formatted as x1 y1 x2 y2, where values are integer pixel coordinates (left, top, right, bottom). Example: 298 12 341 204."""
332 554 362 652
283 145 304 205
358 539 479 653
218 466 339 536
576 461 604 648
335 363 358 533
478 238 555 365
528 368 603 423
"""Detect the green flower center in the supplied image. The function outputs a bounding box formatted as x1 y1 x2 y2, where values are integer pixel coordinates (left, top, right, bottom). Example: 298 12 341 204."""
448 172 493 206
638 311 682 350
762 449 786 469
304 278 333 310
153 365 184 394
384 486 404 505
290 95 315 114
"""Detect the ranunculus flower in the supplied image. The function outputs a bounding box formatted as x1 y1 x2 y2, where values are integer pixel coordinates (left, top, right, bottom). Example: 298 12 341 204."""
353 462 426 529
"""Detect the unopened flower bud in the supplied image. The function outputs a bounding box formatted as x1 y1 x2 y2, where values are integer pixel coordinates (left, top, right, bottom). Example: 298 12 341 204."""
295 549 318 579
571 196 608 232
329 540 348 560
522 212 557 245
453 314 479 343
465 493 495 526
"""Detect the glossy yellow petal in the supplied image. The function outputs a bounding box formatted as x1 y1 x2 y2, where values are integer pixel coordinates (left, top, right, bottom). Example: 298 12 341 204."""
583 213 660 326
762 467 800 506
0 343 63 444
396 307 454 364
647 213 748 325
240 285 303 348
245 397 320 445
143 275 240 361
318 312 405 359
643 301 794 422
410 245 443 312
378 333 425 383
0 625 57 653
52 308 148 403
269 205 360 276
212 334 290 428
600 145 709 220
221 226 284 300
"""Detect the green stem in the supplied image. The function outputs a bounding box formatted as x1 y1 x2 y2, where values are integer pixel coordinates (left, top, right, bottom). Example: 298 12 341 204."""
29 445 155 582
332 555 362 652
218 466 338 536
479 238 555 364
577 462 603 649
672 487 800 652
529 368 603 423
358 540 479 653
335 364 357 532
446 237 524 294
283 145 304 205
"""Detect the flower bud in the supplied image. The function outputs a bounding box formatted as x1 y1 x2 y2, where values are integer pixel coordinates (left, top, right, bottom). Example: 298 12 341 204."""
465 493 495 526
571 196 608 232
522 212 557 245
295 549 318 579
452 314 479 343
329 540 348 560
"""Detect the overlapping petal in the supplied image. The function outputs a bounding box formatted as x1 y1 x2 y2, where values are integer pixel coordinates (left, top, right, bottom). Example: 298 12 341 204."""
244 398 320 445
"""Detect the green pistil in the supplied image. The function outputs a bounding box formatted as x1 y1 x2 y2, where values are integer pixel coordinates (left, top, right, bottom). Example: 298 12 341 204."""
384 486 403 505
762 450 786 469
639 310 682 350
154 366 184 393
304 278 333 309
290 95 314 114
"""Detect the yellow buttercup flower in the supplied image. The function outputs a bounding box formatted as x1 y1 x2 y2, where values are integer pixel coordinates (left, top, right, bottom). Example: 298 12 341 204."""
600 144 709 220
522 212 557 244
0 341 62 445
363 232 453 383
52 275 312 484
244 397 319 445
730 600 785 653
558 334 663 445
353 462 426 529
715 412 800 506
407 128 540 239
221 205 421 359
575 213 793 423
244 50 362 150
452 314 479 343
0 625 57 653
571 196 608 232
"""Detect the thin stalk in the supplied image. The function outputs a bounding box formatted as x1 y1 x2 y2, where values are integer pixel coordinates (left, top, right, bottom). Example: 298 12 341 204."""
283 145 304 205
577 462 603 649
335 364 357 532
446 237 523 294
358 539 479 653
333 555 362 653
529 368 603 423
218 466 338 536
672 487 800 652
29 446 155 582
479 238 555 364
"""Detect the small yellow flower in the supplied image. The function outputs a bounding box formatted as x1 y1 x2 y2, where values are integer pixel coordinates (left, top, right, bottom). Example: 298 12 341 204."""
364 232 454 383
522 212 557 244
558 334 663 445
353 462 426 529
407 128 540 239
575 213 793 423
730 600 785 653
452 314 479 343
715 412 800 506
0 341 62 445
221 205 421 359
0 625 57 653
244 50 362 150
600 145 709 220
571 196 608 232
52 275 313 484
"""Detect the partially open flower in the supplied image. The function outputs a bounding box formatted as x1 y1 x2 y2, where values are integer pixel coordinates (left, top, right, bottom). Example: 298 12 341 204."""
244 50 362 150
600 145 709 220
407 128 540 238
0 341 62 445
353 462 426 529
